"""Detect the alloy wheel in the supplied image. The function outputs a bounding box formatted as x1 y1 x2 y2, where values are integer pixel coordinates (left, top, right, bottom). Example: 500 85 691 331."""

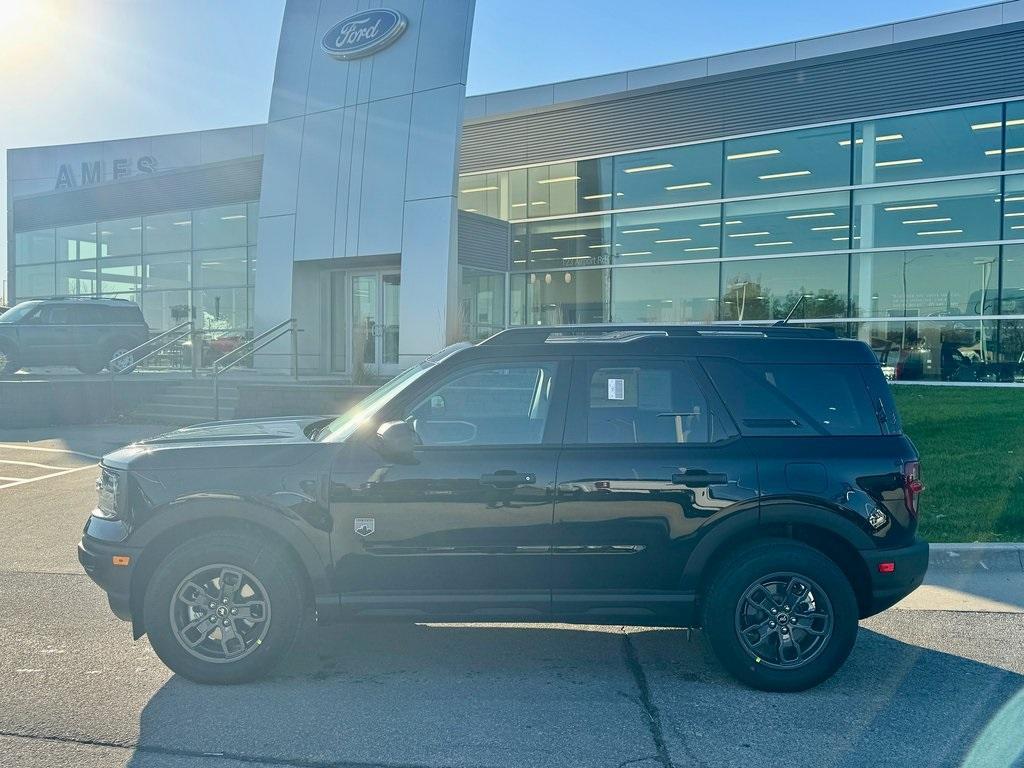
169 563 272 663
109 348 134 373
734 571 834 670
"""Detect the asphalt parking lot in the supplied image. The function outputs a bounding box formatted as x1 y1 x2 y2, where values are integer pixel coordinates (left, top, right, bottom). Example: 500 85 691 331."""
0 424 1022 768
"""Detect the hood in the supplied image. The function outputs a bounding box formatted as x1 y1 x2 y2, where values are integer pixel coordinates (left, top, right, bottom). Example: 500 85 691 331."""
103 416 333 470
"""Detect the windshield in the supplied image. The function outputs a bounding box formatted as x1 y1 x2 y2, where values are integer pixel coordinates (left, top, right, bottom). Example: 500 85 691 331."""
0 301 41 323
317 361 433 443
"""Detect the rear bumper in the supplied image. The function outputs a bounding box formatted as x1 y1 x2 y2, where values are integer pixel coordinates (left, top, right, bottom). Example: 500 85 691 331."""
78 522 141 621
860 536 929 617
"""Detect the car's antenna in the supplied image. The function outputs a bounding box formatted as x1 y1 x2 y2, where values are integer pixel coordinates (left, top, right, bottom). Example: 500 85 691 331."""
775 294 808 325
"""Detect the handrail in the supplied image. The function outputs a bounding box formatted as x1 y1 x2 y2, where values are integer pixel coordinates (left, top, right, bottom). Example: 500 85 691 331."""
212 318 299 419
109 321 197 377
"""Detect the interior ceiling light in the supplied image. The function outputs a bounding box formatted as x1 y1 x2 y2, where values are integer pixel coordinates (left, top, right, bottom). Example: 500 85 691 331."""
622 163 673 173
786 212 835 220
831 236 849 241
619 251 652 256
685 246 719 252
583 193 612 200
699 222 721 228
1005 196 1024 202
530 201 547 205
654 237 692 243
838 133 904 146
530 248 558 253
971 118 1024 130
511 203 527 208
461 185 499 193
917 229 963 236
588 244 611 249
902 217 951 224
537 175 580 184
1005 212 1024 218
726 220 743 225
884 203 938 211
728 231 771 238
812 225 849 231
664 181 712 190
621 227 660 234
727 149 780 160
759 170 811 179
754 241 794 247
552 234 587 239
875 158 923 167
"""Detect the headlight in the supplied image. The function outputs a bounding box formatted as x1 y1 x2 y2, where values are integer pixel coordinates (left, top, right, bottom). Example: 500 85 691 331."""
95 467 120 519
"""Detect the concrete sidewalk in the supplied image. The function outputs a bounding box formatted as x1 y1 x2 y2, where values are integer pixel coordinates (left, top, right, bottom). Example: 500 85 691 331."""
898 543 1024 613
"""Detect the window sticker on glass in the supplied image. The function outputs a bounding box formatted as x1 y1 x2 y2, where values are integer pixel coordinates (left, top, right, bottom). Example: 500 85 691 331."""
608 378 625 400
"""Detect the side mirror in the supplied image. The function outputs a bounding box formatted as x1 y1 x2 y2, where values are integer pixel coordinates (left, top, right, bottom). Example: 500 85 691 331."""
374 420 421 462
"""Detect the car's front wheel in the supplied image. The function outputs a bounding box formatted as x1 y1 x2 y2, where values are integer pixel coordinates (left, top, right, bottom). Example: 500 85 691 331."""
0 344 20 376
143 531 307 684
702 539 858 692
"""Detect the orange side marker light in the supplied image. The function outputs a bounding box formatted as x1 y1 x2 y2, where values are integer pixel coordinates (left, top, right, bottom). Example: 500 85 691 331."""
112 556 131 567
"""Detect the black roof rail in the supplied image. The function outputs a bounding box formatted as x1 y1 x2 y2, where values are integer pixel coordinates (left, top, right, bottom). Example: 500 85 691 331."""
481 324 835 345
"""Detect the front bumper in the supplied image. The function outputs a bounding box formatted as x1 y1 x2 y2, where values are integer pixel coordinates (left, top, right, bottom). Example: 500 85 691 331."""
860 536 929 617
78 515 141 621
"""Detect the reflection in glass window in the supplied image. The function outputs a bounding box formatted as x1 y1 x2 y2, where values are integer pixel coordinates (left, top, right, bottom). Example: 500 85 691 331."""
998 320 1024 379
195 287 247 330
99 256 142 294
98 218 142 257
247 202 260 245
1007 102 1024 172
143 252 191 291
1000 245 1024 315
14 230 55 265
1003 174 1024 240
57 223 97 261
193 204 247 250
849 247 999 318
528 159 614 217
526 216 611 269
854 319 993 381
144 211 191 253
610 263 719 323
193 247 248 287
458 172 505 218
142 290 191 331
612 205 721 263
724 125 850 197
459 268 505 341
514 268 609 325
614 143 722 208
852 177 1001 249
56 260 97 295
723 192 851 257
853 105 1003 184
16 264 55 298
721 254 849 321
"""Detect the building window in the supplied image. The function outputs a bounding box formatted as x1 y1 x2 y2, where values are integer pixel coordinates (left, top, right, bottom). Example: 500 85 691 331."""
14 230 55 265
852 177 1001 249
143 252 191 291
144 211 192 253
1007 102 1024 172
724 124 850 198
56 260 97 296
720 253 849 321
193 204 248 250
1000 245 1024 315
524 215 612 270
612 204 720 263
194 247 248 288
849 246 999 318
511 268 609 326
855 319 994 381
15 264 55 299
459 171 506 219
57 223 97 261
98 218 142 258
99 256 142 295
610 263 719 323
459 268 505 341
614 143 722 208
1004 174 1024 240
853 104 1003 184
722 192 851 257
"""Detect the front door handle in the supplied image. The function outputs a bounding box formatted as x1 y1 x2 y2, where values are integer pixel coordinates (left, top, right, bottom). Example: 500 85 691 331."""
671 470 728 487
480 470 536 488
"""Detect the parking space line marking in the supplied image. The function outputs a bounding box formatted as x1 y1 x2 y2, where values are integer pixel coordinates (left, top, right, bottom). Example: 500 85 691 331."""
0 444 100 460
0 460 68 470
0 464 98 490
0 477 24 482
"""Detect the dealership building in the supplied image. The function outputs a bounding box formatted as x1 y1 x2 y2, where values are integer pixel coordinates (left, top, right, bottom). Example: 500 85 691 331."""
7 1 1024 379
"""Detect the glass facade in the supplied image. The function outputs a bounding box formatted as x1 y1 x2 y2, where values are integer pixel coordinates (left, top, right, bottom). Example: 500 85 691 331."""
12 202 259 335
458 99 1024 381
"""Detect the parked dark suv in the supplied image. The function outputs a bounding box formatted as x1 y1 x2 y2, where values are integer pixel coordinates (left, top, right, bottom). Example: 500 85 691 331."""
79 325 928 691
0 298 149 375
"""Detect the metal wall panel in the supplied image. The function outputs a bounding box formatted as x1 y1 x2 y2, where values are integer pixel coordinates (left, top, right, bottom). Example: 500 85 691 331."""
457 210 509 271
459 27 1024 172
12 157 263 232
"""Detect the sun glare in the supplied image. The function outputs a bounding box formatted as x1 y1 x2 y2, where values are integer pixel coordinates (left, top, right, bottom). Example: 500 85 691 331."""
0 0 64 70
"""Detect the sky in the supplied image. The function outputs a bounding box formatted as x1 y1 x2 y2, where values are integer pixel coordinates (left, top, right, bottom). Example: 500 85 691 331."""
0 0 988 295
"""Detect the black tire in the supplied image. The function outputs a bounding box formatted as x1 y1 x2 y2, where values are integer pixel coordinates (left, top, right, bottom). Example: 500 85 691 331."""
0 343 19 376
701 539 858 692
104 342 137 374
76 357 104 375
143 531 306 684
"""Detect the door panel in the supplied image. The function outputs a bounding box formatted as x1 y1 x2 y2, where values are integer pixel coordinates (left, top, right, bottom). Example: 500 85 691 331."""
329 359 567 619
18 305 74 364
552 357 758 622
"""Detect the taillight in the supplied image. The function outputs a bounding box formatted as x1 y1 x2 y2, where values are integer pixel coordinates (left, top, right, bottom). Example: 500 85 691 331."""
903 460 924 518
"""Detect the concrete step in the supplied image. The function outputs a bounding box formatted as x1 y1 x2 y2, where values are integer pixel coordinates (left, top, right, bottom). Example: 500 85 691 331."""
153 392 238 405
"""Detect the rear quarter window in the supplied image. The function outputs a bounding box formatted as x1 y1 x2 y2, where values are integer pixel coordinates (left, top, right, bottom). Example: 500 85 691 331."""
700 357 882 436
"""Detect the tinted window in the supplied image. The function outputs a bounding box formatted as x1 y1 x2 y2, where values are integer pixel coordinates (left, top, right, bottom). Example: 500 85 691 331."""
701 358 880 436
407 362 558 446
37 305 74 324
573 359 727 444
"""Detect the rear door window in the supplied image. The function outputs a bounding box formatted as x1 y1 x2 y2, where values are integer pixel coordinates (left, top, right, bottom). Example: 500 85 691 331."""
700 358 881 436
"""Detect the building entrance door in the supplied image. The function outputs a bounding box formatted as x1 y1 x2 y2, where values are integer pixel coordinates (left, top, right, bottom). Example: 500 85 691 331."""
336 270 401 378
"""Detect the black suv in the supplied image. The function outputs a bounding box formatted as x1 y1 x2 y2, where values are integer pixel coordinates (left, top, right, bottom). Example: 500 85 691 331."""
0 298 149 375
79 325 928 691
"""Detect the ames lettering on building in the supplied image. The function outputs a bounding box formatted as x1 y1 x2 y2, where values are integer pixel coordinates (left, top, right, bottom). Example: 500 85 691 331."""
321 9 407 60
55 155 158 190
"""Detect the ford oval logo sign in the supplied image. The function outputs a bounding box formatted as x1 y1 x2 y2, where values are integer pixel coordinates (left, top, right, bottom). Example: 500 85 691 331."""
322 9 407 60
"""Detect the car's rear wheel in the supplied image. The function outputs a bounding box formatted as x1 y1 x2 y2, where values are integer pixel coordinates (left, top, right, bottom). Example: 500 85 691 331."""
0 344 18 376
143 532 306 684
702 539 858 692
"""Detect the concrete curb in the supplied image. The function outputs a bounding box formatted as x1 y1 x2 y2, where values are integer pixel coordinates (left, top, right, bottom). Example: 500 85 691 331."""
928 543 1024 573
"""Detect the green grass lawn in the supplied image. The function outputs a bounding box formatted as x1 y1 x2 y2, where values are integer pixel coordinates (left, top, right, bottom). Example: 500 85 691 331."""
893 386 1024 542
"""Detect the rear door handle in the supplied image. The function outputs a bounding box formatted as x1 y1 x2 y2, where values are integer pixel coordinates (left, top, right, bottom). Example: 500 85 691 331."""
671 470 728 487
481 470 536 487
